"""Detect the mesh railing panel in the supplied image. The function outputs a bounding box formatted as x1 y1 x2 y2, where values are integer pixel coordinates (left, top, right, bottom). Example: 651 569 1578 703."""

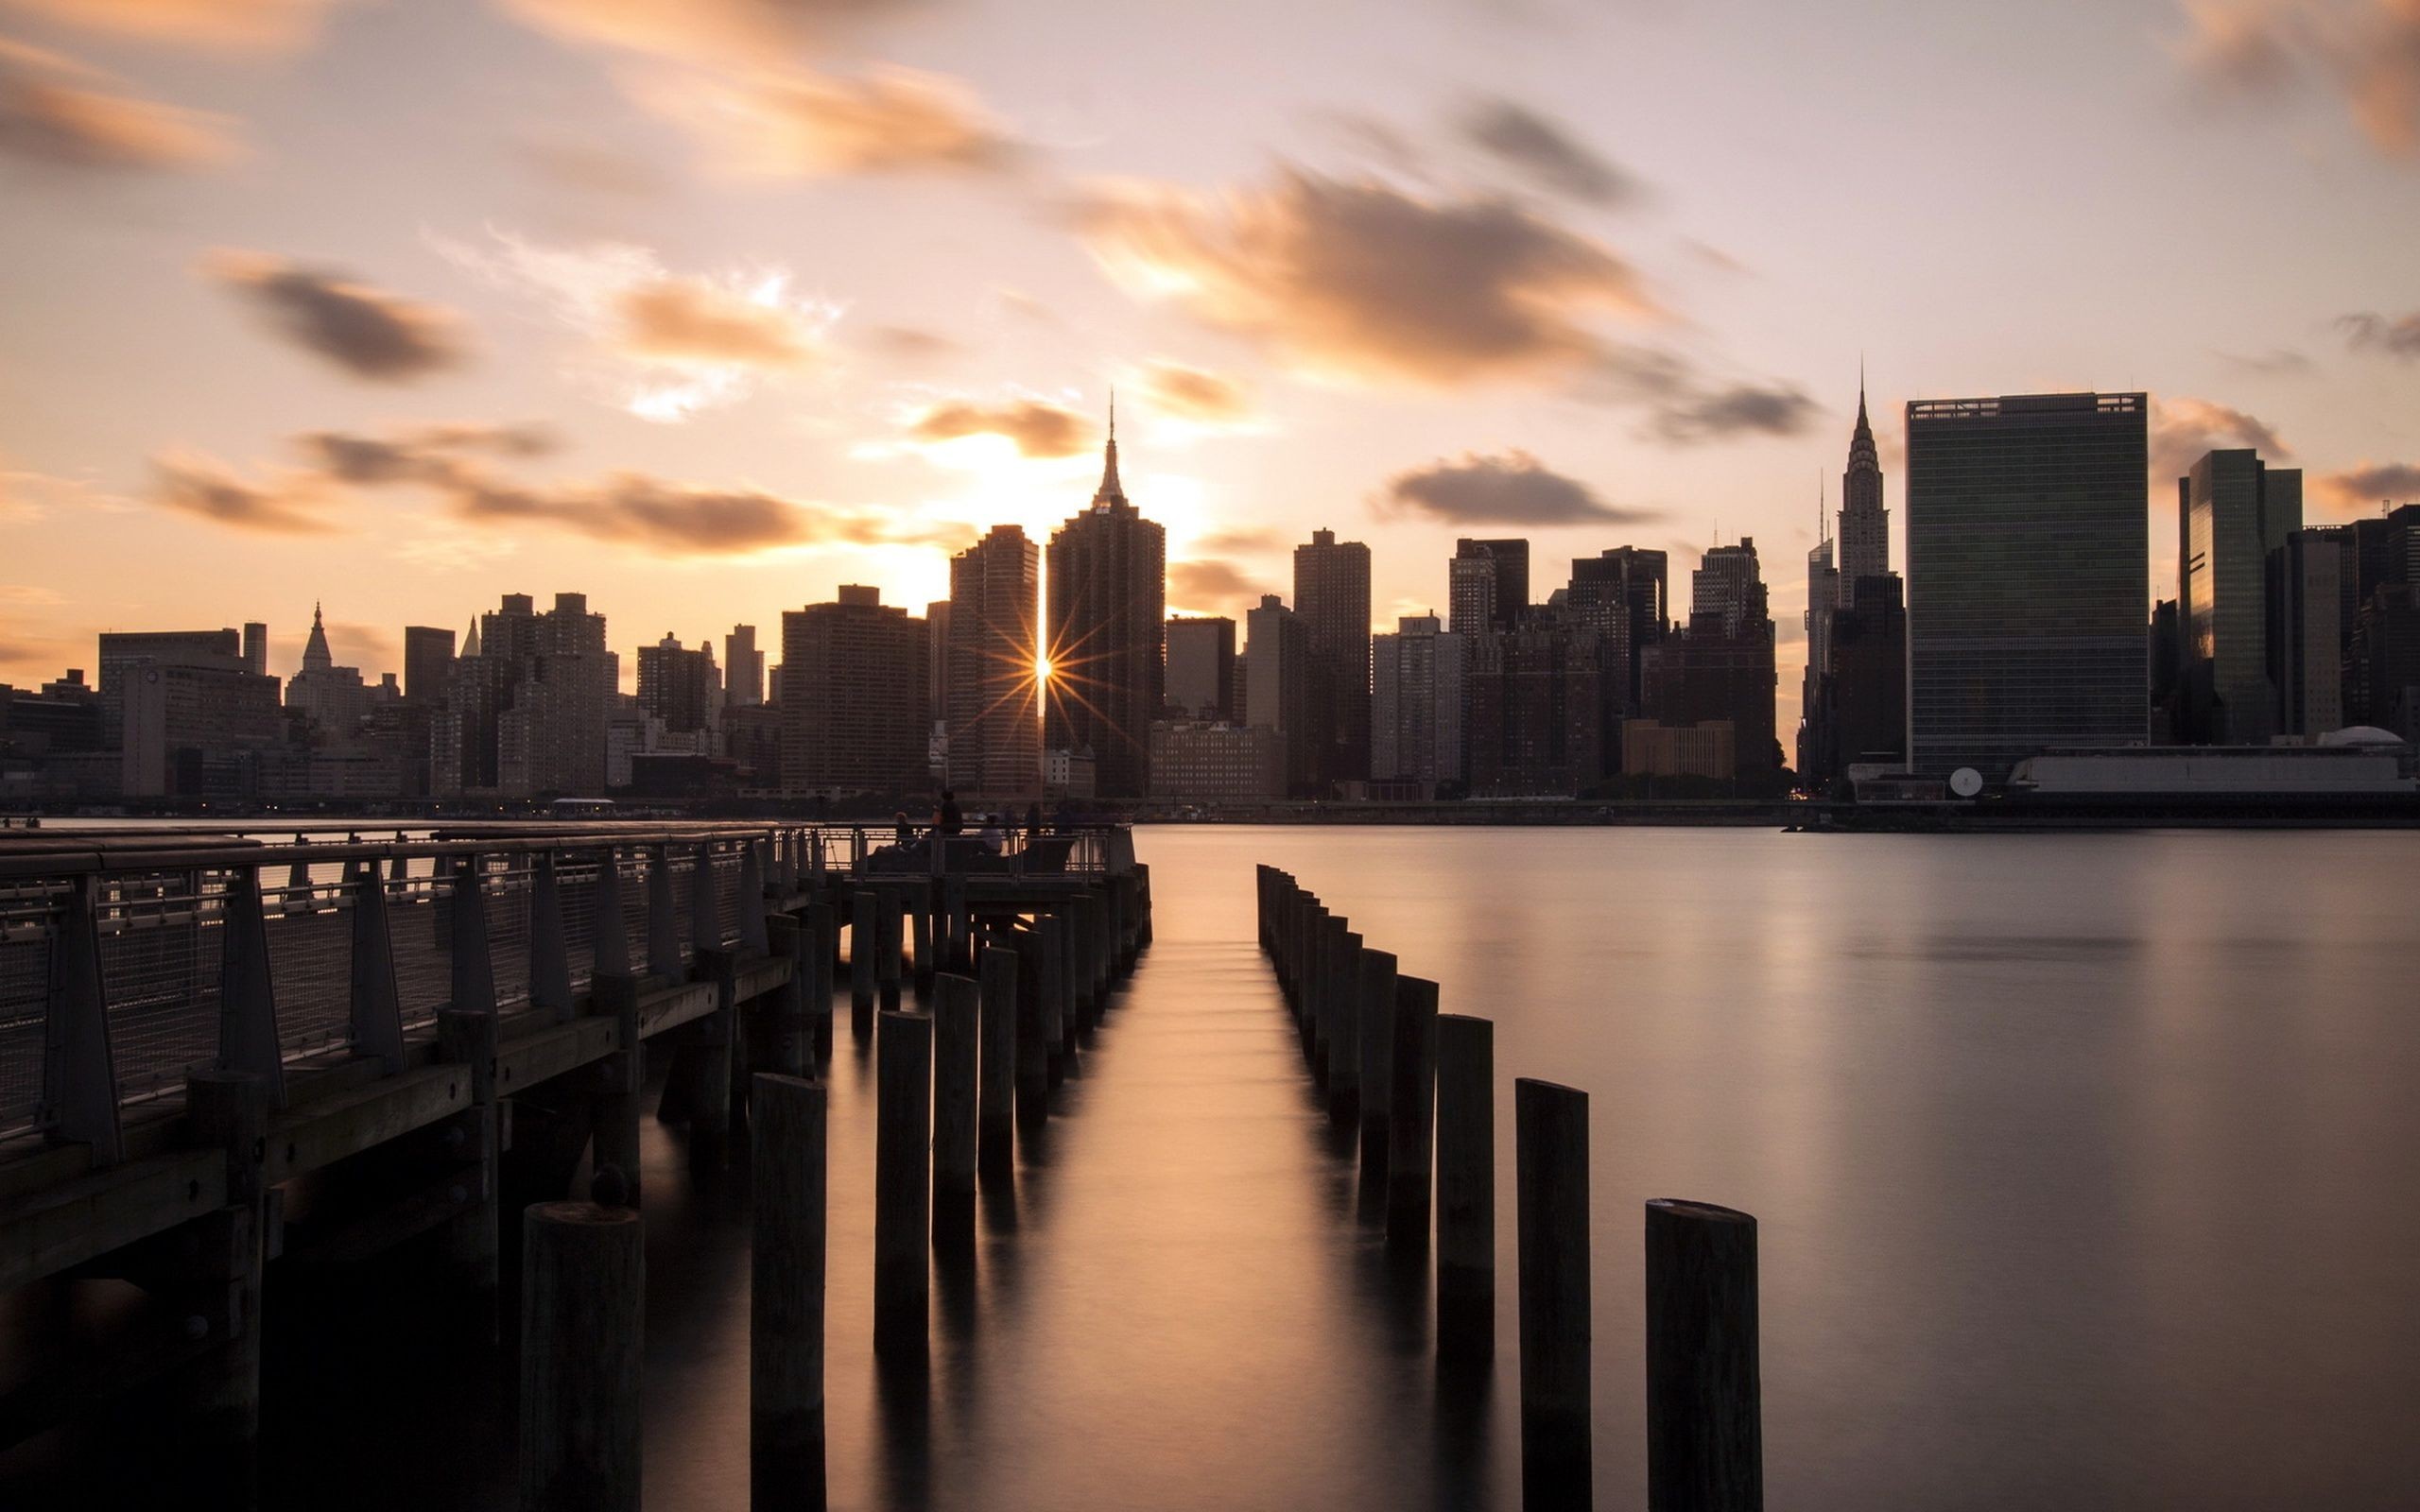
262 873 354 1060
0 885 55 1140
558 850 607 998
97 871 221 1107
713 849 743 948
389 869 455 1030
485 857 533 1012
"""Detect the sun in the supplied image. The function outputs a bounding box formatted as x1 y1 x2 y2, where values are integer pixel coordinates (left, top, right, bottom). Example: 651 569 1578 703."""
1034 655 1053 683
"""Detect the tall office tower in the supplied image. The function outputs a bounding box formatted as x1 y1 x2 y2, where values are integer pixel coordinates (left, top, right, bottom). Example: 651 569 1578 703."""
1798 505 1840 782
2346 504 2420 734
1837 380 1890 594
433 592 614 798
1045 410 1166 799
779 586 930 795
1449 539 1529 634
637 632 717 734
925 601 951 744
1567 546 1668 712
1826 574 1907 769
947 524 1041 799
1650 540 1778 782
1467 606 1602 797
2179 448 2303 744
1166 615 1236 719
1371 613 1467 791
1293 527 1373 791
1906 391 2148 782
2269 529 2344 737
241 622 268 676
1244 594 1315 794
404 626 456 705
723 624 765 708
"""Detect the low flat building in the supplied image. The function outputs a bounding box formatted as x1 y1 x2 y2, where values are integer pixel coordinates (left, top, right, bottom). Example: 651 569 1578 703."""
1622 719 1737 781
1148 720 1285 801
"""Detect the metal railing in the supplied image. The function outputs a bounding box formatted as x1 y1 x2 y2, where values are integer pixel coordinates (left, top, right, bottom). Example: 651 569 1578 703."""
0 820 1129 1156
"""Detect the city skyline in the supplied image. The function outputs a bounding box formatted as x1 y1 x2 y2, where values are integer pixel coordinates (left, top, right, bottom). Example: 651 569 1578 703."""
6 2 2420 742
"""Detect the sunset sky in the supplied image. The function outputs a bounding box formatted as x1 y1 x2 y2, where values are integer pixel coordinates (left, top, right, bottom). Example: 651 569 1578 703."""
4 0 2417 732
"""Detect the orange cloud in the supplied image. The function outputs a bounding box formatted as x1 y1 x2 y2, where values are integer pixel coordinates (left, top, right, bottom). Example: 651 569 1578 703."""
2313 461 2420 512
616 278 820 367
627 63 1021 178
1168 558 1270 613
2177 0 2420 160
499 0 922 65
0 39 240 170
1140 361 1254 423
207 250 473 382
0 0 336 51
2149 396 2291 479
152 450 335 533
908 399 1089 457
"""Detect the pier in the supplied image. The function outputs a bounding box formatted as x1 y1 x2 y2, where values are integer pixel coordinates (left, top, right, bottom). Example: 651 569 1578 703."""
0 821 1149 1505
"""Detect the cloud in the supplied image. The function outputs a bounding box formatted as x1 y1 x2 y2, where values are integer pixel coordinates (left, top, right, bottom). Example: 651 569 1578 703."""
517 138 673 198
1459 96 1636 205
2342 309 2420 358
2149 396 2292 477
1076 165 1656 389
1169 558 1270 610
499 0 923 64
150 423 930 557
1140 360 1254 423
207 250 472 382
857 323 963 360
626 63 1021 178
0 38 240 170
1588 347 1821 445
2314 461 2420 511
2217 345 2315 375
1194 525 1281 554
2176 0 2420 160
1377 450 1657 527
0 0 336 51
908 399 1088 457
426 229 835 420
151 450 334 533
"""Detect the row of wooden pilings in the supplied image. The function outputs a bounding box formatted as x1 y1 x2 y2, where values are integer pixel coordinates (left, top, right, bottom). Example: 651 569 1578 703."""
517 862 1152 1512
1255 865 1764 1512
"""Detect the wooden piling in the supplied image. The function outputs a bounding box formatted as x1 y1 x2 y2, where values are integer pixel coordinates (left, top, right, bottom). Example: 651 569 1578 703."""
437 1007 501 1338
184 1070 268 1503
519 1201 644 1512
873 1009 931 1355
977 946 1016 1178
1436 1013 1495 1360
1645 1199 1762 1512
806 901 837 1061
1011 932 1048 1127
930 973 978 1250
1516 1078 1591 1508
591 974 645 1206
687 948 736 1174
1327 928 1362 1123
1039 915 1067 1088
1386 975 1440 1250
1356 949 1398 1179
877 889 905 1013
750 1074 827 1506
851 890 877 1038
910 880 936 996
766 913 807 1078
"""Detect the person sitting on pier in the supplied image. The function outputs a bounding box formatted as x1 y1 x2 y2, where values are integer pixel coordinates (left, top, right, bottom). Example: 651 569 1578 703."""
937 789 964 838
977 813 1005 852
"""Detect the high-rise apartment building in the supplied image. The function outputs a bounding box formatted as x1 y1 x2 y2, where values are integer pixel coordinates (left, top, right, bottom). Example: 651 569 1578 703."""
1166 616 1236 720
1907 391 2148 782
1468 610 1601 796
1244 594 1314 795
1449 539 1529 635
432 592 614 798
404 626 456 705
780 586 929 795
1372 612 1466 792
1045 414 1165 799
637 632 717 735
2180 448 2302 744
723 624 765 708
1643 540 1778 783
947 524 1041 799
1293 527 1373 792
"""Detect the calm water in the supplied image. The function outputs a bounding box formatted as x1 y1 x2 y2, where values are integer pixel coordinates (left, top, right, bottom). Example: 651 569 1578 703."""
20 824 2420 1508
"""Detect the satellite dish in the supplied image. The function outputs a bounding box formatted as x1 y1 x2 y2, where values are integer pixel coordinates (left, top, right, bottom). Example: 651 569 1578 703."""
1949 767 1983 798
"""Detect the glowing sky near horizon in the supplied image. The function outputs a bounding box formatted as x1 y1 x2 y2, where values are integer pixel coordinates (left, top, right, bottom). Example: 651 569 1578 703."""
3 0 2417 733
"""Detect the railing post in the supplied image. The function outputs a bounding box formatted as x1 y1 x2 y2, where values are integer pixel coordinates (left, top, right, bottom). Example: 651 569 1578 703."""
216 864 287 1107
1518 1078 1592 1507
593 846 631 981
751 1074 826 1503
283 841 310 917
530 849 573 1022
690 841 721 957
448 853 497 1018
647 844 678 979
739 840 770 956
348 859 406 1074
44 874 123 1163
1646 1200 1763 1512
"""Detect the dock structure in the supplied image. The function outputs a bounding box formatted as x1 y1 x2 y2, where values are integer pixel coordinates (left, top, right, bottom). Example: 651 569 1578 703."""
0 819 1150 1504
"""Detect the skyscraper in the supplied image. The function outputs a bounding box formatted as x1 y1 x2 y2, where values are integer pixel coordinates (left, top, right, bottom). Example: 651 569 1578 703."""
2180 448 2302 744
948 524 1041 799
404 626 456 706
1798 508 1838 780
1166 616 1236 720
1837 380 1889 593
1449 539 1529 634
1804 383 1907 789
1372 612 1466 793
1646 540 1778 782
241 622 268 677
1907 391 2148 782
1045 407 1166 799
637 632 717 734
723 624 765 708
2269 528 2343 737
780 586 929 795
1467 608 1602 796
1244 593 1314 795
434 592 614 798
1293 527 1373 791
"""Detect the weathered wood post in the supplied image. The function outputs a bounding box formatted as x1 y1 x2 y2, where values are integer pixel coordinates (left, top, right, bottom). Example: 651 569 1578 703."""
519 1199 644 1512
647 844 679 979
976 945 1017 1178
1436 1013 1495 1359
876 886 905 1013
751 1074 827 1505
1011 931 1048 1127
945 873 971 972
591 973 645 1207
1040 909 1070 1085
930 972 978 1250
767 913 808 1078
806 900 837 1060
1327 928 1362 1124
1357 949 1398 1180
687 947 736 1174
184 1069 268 1503
851 890 878 1039
1646 1200 1762 1512
1517 1078 1591 1508
438 1006 502 1340
1386 975 1440 1250
873 1008 931 1355
909 879 935 998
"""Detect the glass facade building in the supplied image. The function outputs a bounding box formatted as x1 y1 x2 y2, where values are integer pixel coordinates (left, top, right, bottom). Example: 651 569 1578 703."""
2181 449 2301 744
1906 392 2148 782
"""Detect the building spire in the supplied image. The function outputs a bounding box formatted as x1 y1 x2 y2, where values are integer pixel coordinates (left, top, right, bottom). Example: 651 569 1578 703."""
301 599 334 673
1093 389 1126 507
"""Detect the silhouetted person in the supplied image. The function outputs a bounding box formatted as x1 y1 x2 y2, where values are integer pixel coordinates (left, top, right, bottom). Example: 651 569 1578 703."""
1026 801 1044 833
937 789 964 836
